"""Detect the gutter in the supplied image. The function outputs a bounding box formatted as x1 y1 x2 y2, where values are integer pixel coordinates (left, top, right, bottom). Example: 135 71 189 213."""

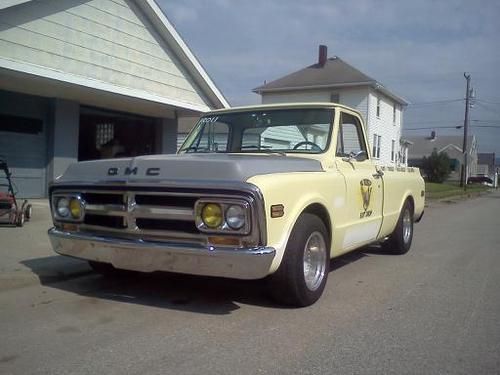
253 81 376 94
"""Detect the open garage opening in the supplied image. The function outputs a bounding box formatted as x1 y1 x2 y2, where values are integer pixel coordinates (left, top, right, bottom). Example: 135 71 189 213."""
78 107 159 161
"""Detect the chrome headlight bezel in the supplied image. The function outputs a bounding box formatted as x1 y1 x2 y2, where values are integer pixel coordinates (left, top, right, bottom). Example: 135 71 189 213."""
195 199 251 234
51 193 85 222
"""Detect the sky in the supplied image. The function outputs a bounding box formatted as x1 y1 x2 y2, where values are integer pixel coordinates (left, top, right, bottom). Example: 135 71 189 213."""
158 0 500 156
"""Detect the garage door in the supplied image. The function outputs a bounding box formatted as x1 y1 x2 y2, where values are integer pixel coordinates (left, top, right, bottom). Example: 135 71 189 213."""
0 114 47 198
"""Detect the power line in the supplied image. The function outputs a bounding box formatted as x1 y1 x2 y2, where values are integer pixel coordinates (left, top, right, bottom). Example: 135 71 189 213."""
474 102 500 115
405 120 462 125
407 99 464 107
405 126 461 131
476 99 500 105
405 123 500 131
404 119 497 127
471 120 500 124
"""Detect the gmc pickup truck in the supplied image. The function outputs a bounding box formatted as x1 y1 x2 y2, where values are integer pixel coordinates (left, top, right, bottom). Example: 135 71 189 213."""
48 103 425 306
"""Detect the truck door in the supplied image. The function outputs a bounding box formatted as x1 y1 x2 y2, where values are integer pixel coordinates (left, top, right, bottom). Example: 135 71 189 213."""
335 112 383 250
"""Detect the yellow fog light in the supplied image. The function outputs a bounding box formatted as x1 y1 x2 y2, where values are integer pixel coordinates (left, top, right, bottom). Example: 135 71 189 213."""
201 203 223 228
69 198 83 219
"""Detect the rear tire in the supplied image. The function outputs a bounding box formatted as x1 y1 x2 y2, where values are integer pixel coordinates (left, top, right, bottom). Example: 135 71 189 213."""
269 213 330 307
383 200 414 255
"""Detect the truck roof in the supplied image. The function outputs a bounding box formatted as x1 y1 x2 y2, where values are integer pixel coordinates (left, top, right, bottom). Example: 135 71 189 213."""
204 102 364 119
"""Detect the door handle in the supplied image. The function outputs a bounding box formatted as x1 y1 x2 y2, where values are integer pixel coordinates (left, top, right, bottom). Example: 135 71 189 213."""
372 171 383 179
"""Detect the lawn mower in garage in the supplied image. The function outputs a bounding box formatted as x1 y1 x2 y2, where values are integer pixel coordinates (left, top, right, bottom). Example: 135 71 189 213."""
0 157 32 227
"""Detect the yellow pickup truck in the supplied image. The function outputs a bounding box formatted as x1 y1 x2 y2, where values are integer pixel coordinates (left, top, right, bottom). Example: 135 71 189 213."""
48 103 425 306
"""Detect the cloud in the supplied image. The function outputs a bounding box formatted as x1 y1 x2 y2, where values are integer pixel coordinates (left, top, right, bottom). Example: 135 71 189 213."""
160 0 500 153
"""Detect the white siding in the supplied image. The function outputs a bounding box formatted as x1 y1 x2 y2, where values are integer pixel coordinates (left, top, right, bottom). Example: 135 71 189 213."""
0 0 208 108
261 126 305 149
262 87 370 124
262 91 331 104
365 90 402 165
335 87 369 124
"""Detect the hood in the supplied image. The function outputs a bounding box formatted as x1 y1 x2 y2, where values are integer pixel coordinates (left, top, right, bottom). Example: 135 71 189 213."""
55 154 324 185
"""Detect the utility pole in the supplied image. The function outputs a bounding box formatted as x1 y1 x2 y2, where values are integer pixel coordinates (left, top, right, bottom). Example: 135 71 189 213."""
460 73 471 189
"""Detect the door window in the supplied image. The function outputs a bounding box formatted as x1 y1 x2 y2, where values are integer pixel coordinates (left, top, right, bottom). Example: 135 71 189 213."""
336 113 368 158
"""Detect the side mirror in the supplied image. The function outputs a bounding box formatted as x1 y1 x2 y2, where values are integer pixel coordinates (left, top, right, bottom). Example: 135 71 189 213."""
342 150 367 163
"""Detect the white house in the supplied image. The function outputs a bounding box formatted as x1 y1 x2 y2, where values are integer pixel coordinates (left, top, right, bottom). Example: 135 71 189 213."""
0 0 228 197
253 45 408 165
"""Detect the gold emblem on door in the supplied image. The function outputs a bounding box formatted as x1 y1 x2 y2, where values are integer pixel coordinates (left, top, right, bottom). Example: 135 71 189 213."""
360 179 373 218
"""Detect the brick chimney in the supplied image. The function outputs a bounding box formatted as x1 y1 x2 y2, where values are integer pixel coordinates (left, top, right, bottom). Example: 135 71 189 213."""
318 45 327 67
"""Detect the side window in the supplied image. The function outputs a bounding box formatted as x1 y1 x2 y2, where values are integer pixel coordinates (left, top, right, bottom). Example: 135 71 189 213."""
336 113 367 159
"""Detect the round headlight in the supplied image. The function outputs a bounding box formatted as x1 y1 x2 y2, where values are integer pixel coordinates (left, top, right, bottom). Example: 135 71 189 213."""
69 198 83 219
56 197 70 218
226 205 245 229
201 203 223 228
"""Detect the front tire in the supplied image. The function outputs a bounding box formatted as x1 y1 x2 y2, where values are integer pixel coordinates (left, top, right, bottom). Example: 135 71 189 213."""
269 213 330 307
384 200 414 255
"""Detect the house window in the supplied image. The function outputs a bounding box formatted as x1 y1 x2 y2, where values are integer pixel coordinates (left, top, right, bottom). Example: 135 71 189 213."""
372 134 381 159
95 123 114 148
391 139 395 162
376 97 381 117
330 93 339 103
0 114 43 134
393 105 397 125
450 159 458 172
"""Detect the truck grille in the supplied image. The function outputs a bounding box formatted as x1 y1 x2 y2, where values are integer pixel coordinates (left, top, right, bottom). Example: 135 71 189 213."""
51 184 265 247
78 190 199 238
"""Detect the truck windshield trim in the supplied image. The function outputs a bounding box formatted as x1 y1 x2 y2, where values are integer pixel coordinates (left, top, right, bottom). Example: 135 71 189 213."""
178 108 334 155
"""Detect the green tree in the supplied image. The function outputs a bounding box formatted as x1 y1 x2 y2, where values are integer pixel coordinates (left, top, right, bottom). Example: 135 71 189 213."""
422 150 451 183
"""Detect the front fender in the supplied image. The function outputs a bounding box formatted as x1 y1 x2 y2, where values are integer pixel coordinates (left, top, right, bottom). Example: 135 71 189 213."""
248 173 339 273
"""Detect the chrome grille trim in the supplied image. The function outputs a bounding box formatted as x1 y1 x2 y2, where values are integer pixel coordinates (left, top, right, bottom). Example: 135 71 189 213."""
85 204 126 216
84 192 195 222
133 206 194 221
50 186 266 247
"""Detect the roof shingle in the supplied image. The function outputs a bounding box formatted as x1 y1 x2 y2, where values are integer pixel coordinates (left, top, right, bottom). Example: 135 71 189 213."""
253 57 376 92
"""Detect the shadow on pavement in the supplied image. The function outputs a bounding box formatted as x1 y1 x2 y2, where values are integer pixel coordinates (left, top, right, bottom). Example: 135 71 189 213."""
21 249 374 315
21 256 93 284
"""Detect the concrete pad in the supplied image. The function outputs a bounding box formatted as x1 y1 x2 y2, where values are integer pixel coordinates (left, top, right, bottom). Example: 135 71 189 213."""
0 200 91 291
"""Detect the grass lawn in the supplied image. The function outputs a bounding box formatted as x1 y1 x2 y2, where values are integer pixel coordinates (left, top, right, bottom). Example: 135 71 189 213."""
425 182 490 200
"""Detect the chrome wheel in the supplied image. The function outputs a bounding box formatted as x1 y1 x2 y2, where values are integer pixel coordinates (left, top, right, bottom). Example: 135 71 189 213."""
303 231 327 291
402 208 412 245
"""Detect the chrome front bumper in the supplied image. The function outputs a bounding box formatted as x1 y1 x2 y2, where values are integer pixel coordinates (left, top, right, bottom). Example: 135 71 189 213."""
48 228 275 280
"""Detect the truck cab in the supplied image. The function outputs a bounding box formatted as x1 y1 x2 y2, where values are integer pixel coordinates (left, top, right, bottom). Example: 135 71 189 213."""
48 103 425 306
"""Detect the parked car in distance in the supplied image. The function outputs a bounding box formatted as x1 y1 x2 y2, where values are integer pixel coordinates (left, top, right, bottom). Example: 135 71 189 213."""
468 176 493 186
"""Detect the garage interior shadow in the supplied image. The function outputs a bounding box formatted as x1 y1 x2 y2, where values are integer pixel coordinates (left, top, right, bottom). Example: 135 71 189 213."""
21 248 374 314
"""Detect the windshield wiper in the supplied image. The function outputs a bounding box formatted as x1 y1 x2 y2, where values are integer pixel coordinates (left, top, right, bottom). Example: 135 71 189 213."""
240 145 286 156
180 146 211 153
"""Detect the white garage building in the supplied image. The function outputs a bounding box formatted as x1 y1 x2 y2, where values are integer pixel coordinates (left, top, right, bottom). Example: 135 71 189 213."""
0 0 228 197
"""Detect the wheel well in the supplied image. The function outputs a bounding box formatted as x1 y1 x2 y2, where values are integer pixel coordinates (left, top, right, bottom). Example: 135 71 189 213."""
405 195 415 214
302 203 331 244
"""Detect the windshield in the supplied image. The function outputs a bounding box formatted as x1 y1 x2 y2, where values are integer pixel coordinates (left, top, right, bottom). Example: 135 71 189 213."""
178 108 334 154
